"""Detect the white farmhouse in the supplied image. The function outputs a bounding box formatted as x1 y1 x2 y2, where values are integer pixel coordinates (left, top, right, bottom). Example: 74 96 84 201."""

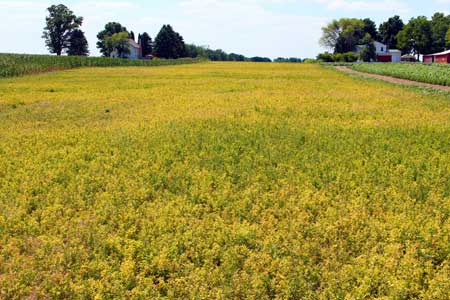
111 39 143 59
126 39 142 59
356 41 401 63
374 41 390 54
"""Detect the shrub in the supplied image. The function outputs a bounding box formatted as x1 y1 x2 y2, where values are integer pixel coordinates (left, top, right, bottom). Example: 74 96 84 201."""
317 52 334 62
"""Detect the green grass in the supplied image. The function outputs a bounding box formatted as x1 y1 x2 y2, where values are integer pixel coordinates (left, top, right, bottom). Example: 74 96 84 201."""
0 53 204 78
1 62 450 299
350 62 450 86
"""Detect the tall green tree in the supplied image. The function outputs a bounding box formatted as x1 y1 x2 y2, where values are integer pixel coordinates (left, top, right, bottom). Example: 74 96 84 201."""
67 29 89 56
42 4 83 56
320 19 342 50
359 34 376 62
105 32 130 58
130 31 135 41
139 32 153 57
154 25 186 59
446 28 450 48
379 16 404 49
362 18 379 40
320 18 365 53
174 32 187 58
397 16 432 57
396 30 413 54
97 22 128 57
430 13 450 53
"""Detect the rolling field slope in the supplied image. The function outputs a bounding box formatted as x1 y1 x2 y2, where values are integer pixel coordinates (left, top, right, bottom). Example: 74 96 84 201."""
1 63 450 299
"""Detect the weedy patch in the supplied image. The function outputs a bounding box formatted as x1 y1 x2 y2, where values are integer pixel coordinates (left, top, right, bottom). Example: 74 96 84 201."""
0 62 450 300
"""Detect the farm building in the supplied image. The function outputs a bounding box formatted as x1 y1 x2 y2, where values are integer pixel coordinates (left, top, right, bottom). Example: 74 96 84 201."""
376 50 401 63
423 50 450 64
127 39 143 59
111 39 143 59
355 41 401 62
401 55 417 62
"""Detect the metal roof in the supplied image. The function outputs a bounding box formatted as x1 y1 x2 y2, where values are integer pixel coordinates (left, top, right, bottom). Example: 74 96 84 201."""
425 49 450 56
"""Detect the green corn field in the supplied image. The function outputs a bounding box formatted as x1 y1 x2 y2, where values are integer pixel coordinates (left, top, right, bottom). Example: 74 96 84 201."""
350 62 450 86
0 53 204 78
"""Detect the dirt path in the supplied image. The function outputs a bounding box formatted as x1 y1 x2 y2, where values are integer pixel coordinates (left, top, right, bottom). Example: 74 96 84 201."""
336 66 450 92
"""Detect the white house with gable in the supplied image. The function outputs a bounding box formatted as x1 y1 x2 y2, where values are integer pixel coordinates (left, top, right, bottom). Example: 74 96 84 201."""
111 39 143 59
126 39 142 59
356 41 401 63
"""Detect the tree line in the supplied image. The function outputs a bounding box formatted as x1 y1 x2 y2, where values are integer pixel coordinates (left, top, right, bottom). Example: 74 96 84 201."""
318 13 450 62
184 45 280 62
185 46 303 62
41 4 278 62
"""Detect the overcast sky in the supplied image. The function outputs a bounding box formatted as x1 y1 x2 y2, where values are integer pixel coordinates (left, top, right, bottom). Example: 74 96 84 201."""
1 0 449 58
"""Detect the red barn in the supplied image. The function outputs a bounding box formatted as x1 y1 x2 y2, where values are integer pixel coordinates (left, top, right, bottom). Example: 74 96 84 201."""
377 53 392 62
423 55 434 63
423 50 450 63
435 50 450 63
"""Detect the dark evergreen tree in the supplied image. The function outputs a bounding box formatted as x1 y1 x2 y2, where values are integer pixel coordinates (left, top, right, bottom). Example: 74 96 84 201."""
139 32 153 56
130 31 135 41
67 29 89 56
379 16 404 49
42 4 83 56
154 25 186 59
97 22 128 57
174 32 186 58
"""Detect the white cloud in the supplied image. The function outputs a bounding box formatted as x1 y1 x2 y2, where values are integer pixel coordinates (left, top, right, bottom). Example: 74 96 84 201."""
74 1 137 10
0 0 433 58
136 0 328 58
70 1 139 55
314 0 410 13
0 1 49 9
0 1 50 53
0 0 140 55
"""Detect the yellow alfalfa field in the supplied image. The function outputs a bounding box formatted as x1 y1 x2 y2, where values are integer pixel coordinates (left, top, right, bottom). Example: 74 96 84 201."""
1 62 450 300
